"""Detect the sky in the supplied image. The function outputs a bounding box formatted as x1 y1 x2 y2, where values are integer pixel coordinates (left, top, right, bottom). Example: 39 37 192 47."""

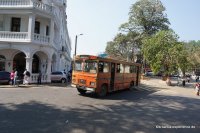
67 0 200 56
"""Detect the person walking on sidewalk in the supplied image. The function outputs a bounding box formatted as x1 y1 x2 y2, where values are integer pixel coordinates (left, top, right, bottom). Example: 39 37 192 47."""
37 70 42 85
14 70 18 86
10 70 15 85
195 76 199 82
23 69 31 85
195 83 200 96
182 76 186 87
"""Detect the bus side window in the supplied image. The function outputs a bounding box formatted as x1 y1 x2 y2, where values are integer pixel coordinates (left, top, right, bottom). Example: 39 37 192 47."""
125 65 130 73
130 65 135 73
103 62 109 72
120 64 124 73
98 62 109 73
98 62 104 72
117 64 120 73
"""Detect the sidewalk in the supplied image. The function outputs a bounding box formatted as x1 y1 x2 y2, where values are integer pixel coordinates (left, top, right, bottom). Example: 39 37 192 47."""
141 77 195 90
0 83 70 89
140 77 200 98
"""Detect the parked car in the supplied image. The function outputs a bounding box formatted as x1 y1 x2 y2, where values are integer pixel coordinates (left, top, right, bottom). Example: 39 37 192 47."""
0 71 10 84
145 71 153 76
51 71 67 83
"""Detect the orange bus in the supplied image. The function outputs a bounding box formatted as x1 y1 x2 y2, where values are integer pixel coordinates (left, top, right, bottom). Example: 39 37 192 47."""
71 55 141 96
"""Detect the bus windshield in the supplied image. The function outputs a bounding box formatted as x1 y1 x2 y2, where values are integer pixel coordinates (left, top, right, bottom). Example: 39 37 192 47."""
84 60 97 73
74 60 83 71
74 60 97 73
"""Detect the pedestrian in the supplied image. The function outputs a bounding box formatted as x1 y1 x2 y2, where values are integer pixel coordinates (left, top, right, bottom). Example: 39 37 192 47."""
166 77 171 86
23 69 27 85
14 70 18 86
195 83 200 96
182 76 186 87
186 75 190 83
26 70 31 85
10 70 15 85
195 76 199 82
23 69 31 85
67 69 72 82
37 70 42 85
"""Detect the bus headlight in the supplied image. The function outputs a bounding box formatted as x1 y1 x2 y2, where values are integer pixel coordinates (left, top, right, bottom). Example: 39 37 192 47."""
90 82 95 86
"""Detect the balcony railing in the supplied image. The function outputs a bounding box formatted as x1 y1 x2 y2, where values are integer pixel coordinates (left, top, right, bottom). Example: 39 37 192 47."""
31 73 48 83
33 1 52 14
34 34 50 44
0 0 31 6
0 31 50 44
0 0 52 14
0 31 28 41
0 0 61 27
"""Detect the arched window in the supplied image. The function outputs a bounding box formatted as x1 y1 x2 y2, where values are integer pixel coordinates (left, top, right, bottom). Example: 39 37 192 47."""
0 55 6 71
13 52 26 79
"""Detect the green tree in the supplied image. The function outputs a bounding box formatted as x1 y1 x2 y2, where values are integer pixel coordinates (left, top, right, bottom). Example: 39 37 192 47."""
105 32 140 61
120 0 170 36
184 40 200 73
106 0 170 64
142 30 188 76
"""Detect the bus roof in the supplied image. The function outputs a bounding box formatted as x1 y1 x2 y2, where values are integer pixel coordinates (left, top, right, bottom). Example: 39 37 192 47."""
75 55 141 66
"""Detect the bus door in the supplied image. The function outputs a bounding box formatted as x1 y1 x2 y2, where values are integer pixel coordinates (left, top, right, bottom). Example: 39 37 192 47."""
136 66 140 86
110 63 115 91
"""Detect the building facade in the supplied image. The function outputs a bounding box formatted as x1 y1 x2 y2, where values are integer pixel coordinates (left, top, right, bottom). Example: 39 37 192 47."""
0 0 71 83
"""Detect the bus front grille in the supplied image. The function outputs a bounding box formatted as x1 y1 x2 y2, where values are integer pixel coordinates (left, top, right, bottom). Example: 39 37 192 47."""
79 79 86 84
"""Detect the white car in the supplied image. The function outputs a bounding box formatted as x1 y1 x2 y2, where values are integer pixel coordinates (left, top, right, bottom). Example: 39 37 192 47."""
51 71 67 83
145 71 153 76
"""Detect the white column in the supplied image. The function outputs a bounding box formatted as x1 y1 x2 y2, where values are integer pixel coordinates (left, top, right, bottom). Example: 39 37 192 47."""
50 19 54 45
41 60 46 74
25 57 33 74
25 57 33 83
46 59 52 83
28 14 35 41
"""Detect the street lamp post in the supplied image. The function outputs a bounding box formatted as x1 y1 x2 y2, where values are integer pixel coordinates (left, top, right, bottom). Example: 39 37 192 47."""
74 33 83 56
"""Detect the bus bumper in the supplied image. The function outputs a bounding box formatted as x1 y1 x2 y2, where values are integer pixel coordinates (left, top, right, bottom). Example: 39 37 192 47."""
71 84 76 88
72 84 95 92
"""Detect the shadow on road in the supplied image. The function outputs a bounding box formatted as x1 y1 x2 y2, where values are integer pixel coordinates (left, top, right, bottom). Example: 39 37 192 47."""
0 89 200 133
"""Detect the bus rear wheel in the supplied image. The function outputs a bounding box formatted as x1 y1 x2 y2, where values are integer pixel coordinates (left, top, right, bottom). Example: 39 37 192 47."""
77 88 86 95
97 85 107 97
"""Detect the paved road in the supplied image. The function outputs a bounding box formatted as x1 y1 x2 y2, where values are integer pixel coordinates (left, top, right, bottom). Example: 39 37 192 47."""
0 81 200 133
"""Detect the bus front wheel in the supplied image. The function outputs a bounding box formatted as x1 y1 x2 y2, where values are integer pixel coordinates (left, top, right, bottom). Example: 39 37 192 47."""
77 88 86 95
97 85 107 97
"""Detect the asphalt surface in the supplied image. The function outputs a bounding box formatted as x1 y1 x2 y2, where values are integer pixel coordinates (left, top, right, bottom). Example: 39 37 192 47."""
0 79 200 133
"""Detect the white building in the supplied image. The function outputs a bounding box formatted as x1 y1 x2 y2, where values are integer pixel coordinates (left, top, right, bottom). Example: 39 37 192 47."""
0 0 71 83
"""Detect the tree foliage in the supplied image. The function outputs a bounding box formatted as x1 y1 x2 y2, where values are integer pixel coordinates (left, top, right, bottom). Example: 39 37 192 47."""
142 30 189 76
185 41 200 66
105 32 141 61
106 0 170 62
120 0 170 35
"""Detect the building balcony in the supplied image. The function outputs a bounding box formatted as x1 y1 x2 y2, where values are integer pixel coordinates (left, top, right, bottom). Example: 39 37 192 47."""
0 0 61 27
0 31 50 45
0 31 28 42
34 33 50 44
0 0 52 15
